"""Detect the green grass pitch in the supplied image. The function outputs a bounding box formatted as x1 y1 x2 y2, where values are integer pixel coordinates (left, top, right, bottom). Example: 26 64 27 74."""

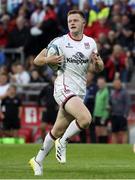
0 144 135 179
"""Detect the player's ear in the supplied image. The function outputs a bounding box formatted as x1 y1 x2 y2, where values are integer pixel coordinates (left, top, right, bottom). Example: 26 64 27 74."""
83 20 86 26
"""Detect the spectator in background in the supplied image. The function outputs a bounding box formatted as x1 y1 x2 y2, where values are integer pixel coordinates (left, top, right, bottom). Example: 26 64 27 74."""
40 4 61 48
27 3 61 56
16 0 37 20
10 62 18 77
108 2 122 19
94 1 110 19
107 30 117 49
120 0 131 15
40 4 60 43
0 85 22 137
38 77 58 140
10 63 30 85
7 16 30 49
82 0 97 26
80 71 97 143
105 44 128 82
0 52 6 66
85 16 110 39
109 14 122 32
130 3 135 32
0 14 14 48
109 79 130 143
57 0 76 33
83 0 110 28
116 14 133 50
6 0 22 15
93 77 110 143
30 69 44 83
26 1 45 56
0 65 8 74
30 1 45 27
0 73 10 100
97 33 112 65
0 73 10 137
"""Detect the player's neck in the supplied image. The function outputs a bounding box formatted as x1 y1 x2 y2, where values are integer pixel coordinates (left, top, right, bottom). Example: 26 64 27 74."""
68 32 83 41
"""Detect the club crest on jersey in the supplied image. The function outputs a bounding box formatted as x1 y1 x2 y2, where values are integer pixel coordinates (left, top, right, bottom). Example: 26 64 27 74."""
84 42 90 49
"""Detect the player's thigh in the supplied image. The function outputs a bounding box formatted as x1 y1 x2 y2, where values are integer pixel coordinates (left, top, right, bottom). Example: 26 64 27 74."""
64 96 92 124
51 106 74 138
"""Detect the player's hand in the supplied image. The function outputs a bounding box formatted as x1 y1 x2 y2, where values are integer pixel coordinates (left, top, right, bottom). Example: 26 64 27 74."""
90 52 104 73
34 48 64 66
91 52 100 63
46 55 64 64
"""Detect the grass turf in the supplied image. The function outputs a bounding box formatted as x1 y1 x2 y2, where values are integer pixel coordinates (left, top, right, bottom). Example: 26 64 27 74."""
0 144 135 179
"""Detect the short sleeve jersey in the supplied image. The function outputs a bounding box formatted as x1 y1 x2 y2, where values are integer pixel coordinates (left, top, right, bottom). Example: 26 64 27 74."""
49 33 97 96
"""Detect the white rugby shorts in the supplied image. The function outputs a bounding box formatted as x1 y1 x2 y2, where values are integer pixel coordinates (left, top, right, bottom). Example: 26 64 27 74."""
53 74 85 107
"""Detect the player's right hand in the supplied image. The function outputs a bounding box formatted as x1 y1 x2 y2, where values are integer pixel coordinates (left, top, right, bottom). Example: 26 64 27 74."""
46 55 64 64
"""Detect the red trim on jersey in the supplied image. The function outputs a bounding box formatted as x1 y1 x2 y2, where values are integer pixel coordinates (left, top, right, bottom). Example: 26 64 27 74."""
63 74 70 93
63 74 66 92
68 33 83 41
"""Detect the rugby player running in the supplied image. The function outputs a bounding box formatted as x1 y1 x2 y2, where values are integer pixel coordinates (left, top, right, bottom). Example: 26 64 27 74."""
29 10 104 175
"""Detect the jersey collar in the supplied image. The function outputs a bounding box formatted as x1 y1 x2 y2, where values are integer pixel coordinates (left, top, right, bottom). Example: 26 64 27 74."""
68 33 83 41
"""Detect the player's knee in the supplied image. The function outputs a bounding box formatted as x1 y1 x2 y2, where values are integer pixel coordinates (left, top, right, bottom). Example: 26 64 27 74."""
78 113 92 129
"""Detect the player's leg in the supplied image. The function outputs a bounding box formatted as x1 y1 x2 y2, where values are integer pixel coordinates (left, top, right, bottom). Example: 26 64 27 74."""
59 96 92 146
29 106 73 175
51 107 74 163
54 96 92 164
36 106 73 163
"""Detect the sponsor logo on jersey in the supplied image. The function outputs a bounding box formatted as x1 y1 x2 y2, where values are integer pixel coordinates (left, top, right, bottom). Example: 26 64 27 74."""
84 42 90 49
66 43 73 48
66 52 89 65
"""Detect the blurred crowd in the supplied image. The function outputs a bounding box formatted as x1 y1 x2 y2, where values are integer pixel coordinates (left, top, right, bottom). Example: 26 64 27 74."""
0 0 135 84
0 0 134 143
80 73 130 144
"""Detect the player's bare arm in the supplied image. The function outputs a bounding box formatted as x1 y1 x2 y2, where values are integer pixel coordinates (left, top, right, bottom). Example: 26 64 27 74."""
89 52 104 73
33 48 64 66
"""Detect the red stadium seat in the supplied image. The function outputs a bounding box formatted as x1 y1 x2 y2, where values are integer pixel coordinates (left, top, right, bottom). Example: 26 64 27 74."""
18 127 33 143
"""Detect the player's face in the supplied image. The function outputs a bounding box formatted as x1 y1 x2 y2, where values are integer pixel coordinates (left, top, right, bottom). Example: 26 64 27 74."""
68 14 85 36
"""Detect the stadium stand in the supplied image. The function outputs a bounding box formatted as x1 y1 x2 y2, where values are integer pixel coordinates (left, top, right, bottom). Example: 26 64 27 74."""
0 0 135 143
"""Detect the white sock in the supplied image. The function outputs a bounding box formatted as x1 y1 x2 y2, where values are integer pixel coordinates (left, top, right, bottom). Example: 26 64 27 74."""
60 120 82 145
36 132 55 165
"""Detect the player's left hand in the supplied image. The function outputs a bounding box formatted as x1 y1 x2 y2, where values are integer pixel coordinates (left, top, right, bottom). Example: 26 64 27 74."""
90 52 104 73
91 52 100 63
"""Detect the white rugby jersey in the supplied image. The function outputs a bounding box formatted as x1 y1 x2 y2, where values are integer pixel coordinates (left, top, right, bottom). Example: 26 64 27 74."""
49 33 98 96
